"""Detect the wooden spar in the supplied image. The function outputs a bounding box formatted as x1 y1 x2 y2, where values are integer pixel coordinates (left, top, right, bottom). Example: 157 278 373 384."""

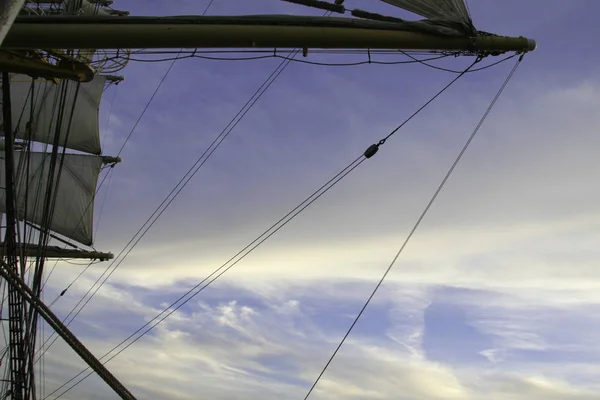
0 245 114 261
2 16 537 53
0 51 94 82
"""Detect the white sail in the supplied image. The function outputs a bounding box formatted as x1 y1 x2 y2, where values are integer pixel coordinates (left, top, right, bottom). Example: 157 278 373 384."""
380 0 471 23
1 74 107 155
64 0 113 16
0 151 103 245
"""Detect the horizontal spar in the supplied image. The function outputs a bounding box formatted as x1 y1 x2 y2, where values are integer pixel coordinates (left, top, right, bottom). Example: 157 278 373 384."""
2 15 536 53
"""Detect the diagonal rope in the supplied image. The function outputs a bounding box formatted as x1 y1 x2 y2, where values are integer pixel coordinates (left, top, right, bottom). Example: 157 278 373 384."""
38 0 316 374
46 52 481 400
303 56 523 399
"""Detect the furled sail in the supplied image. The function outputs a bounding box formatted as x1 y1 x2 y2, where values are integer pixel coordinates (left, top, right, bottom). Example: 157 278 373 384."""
0 151 103 245
0 74 107 155
380 0 474 34
63 0 113 16
381 0 470 21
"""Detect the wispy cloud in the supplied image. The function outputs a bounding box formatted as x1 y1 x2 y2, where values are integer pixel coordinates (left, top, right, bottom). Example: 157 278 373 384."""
26 1 600 399
40 280 600 399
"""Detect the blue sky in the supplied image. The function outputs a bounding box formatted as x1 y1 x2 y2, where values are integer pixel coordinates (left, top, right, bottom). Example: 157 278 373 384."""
31 1 600 399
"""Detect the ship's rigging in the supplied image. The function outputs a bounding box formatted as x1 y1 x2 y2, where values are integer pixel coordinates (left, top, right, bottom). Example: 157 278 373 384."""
0 0 535 399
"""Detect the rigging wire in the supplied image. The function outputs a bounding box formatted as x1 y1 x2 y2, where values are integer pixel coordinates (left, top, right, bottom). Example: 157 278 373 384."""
100 49 453 58
0 71 80 397
57 51 301 323
302 56 523 400
116 52 180 158
28 79 83 398
41 22 175 293
44 46 517 331
56 259 102 266
40 165 117 292
41 6 335 359
47 155 364 400
34 50 515 306
47 261 95 309
36 52 459 293
39 0 213 293
46 54 481 400
39 42 308 369
101 84 119 147
0 77 37 398
401 51 518 73
93 168 114 238
35 12 521 400
102 50 516 74
21 42 158 293
40 81 119 291
124 53 451 65
203 0 216 14
11 76 81 395
39 270 46 398
37 0 275 356
95 48 518 74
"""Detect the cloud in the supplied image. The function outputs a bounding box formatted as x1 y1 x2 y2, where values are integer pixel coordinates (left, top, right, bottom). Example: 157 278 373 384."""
90 67 600 293
39 74 599 399
22 2 600 399
38 281 600 400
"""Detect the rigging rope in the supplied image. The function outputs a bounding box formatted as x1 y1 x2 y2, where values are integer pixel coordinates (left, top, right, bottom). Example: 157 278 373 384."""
93 167 114 238
26 80 83 395
0 75 83 397
400 51 518 73
41 125 118 292
40 15 183 294
116 52 179 158
0 76 37 399
54 53 297 325
108 51 518 73
36 0 239 361
45 40 509 328
125 52 451 65
36 38 516 308
46 53 481 400
303 56 523 400
39 43 308 383
42 5 335 362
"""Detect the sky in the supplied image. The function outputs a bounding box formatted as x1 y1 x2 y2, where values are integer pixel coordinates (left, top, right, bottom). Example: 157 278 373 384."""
20 0 600 399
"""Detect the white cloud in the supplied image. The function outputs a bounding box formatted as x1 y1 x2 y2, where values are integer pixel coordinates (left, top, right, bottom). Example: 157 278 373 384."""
26 4 600 397
84 74 600 299
37 280 600 400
